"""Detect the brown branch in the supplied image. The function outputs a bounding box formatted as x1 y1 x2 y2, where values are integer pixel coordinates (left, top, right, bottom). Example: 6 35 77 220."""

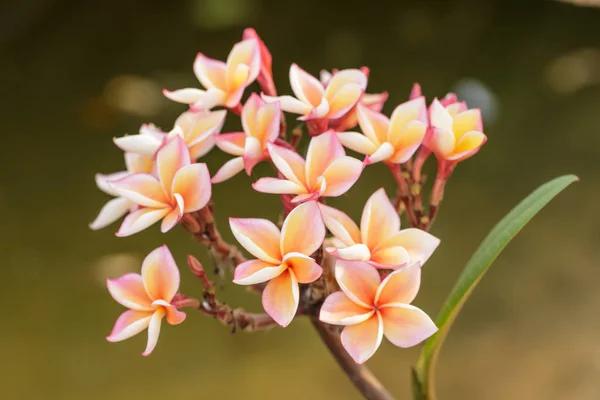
310 316 396 400
386 162 419 227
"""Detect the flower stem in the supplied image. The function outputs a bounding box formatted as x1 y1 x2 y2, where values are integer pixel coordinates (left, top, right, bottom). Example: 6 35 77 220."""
310 316 396 400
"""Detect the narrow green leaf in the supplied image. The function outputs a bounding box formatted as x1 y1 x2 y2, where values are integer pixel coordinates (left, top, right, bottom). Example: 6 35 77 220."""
413 174 578 399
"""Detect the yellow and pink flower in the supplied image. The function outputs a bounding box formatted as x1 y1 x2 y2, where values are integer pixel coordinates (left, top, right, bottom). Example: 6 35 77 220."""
106 245 199 356
337 97 428 165
253 131 363 203
212 94 280 183
320 188 439 269
230 201 325 327
163 39 260 110
109 135 211 236
319 260 437 363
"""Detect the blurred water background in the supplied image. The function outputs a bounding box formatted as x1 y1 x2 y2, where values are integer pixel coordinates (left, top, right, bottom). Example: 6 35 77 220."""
1 0 600 398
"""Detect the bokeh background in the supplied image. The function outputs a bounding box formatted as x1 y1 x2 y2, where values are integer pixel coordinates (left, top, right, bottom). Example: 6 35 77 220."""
2 0 600 399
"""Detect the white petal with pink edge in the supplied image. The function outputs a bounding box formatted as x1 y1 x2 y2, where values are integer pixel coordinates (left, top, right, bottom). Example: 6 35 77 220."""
89 197 133 230
233 259 285 285
360 188 400 249
107 273 153 311
320 291 374 325
318 203 360 246
334 260 380 308
171 163 211 212
379 303 437 348
212 157 245 184
142 308 165 356
141 245 181 302
282 252 322 284
116 207 170 237
280 201 325 256
262 269 299 327
106 310 153 343
229 218 282 264
341 313 384 364
375 262 421 306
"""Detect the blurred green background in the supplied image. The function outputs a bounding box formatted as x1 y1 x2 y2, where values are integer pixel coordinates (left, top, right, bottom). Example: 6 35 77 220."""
2 0 599 398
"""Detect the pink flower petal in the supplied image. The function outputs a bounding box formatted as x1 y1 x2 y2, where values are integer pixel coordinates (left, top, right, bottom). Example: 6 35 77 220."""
233 259 285 285
241 93 262 135
96 171 129 196
191 87 228 110
107 273 153 311
335 260 380 308
369 246 410 269
453 109 483 140
89 197 133 230
113 134 162 156
267 143 306 186
447 131 487 162
326 83 364 119
388 97 427 136
193 53 227 90
226 39 260 87
163 88 205 104
337 131 378 155
160 206 182 233
426 127 455 158
242 136 263 174
379 304 437 348
280 201 325 256
252 177 305 194
107 309 153 343
364 142 395 165
328 244 372 262
229 218 282 264
375 263 421 306
152 299 187 325
321 156 363 197
387 120 427 164
360 188 400 249
429 98 453 132
174 109 226 149
171 163 211 212
211 157 245 183
116 207 170 237
215 133 246 156
318 203 361 246
305 131 345 189
341 313 384 364
289 63 325 107
357 104 389 146
377 228 440 266
324 69 368 99
109 174 169 208
156 136 191 195
282 252 322 284
141 245 181 302
142 308 166 356
262 269 299 327
262 94 312 115
255 101 280 143
125 153 154 174
320 291 374 325
291 192 321 203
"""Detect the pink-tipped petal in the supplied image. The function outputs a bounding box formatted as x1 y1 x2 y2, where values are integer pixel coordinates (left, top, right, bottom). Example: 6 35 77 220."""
375 263 421 306
326 83 363 119
262 269 299 327
267 143 306 185
89 197 133 230
215 133 246 156
163 88 205 104
429 99 453 132
369 246 410 269
324 69 368 99
289 63 325 107
291 191 321 203
107 310 153 343
318 203 361 246
389 97 427 136
320 291 374 325
193 53 227 89
426 127 455 158
226 39 260 86
229 218 282 264
282 252 322 283
453 109 483 139
96 171 129 196
242 136 263 174
328 244 372 261
448 131 487 162
255 101 280 143
360 188 400 249
252 177 305 194
160 206 182 233
116 207 170 237
211 157 245 183
175 109 225 150
321 156 363 197
337 132 378 155
141 245 180 302
335 260 380 308
191 87 228 110
241 93 262 135
107 273 153 311
388 122 427 164
280 201 325 256
114 135 162 156
379 304 437 348
305 131 345 188
364 142 395 165
378 228 440 266
109 174 169 208
233 259 285 285
357 105 389 146
156 136 191 194
262 94 312 115
152 299 187 325
341 313 384 364
142 308 165 356
125 153 154 174
171 163 211 212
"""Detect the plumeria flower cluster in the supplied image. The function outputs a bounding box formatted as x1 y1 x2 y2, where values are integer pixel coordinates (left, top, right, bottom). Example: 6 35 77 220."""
91 28 486 367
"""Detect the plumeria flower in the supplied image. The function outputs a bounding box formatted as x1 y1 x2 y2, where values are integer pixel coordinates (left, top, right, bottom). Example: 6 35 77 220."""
163 39 260 110
263 64 367 121
114 110 226 160
90 151 154 230
211 94 280 183
320 68 388 132
109 135 211 236
253 131 363 203
425 97 487 163
230 201 325 327
338 98 428 165
243 28 276 96
320 188 439 269
107 245 199 356
320 260 437 364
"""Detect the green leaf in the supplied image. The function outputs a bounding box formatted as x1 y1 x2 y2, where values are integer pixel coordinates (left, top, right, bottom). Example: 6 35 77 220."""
413 174 578 399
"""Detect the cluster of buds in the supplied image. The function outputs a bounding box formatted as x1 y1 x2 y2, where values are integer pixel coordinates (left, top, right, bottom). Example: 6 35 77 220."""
91 28 486 365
